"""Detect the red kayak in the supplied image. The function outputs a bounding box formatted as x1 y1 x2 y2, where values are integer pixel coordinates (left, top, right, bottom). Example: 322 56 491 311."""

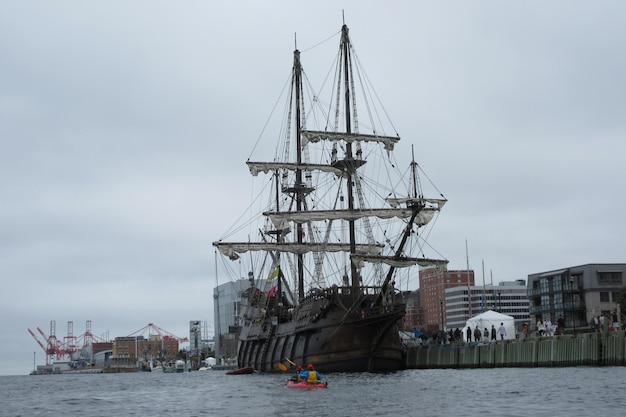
286 380 327 389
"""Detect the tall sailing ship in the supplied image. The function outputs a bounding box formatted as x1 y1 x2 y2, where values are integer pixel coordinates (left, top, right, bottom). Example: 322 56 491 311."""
213 22 448 373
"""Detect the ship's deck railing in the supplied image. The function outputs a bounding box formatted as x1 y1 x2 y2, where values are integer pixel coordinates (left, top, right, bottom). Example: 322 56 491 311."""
307 285 385 297
302 285 404 318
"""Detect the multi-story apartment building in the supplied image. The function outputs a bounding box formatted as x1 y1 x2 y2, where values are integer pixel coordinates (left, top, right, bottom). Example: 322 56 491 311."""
528 263 626 332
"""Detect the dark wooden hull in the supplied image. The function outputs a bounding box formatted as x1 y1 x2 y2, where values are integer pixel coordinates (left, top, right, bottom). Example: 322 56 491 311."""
236 289 406 373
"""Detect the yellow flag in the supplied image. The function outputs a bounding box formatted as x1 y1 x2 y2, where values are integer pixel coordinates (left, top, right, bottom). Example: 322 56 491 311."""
268 267 279 281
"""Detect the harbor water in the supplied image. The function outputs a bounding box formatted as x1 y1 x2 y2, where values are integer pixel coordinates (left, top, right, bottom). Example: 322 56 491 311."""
1 367 624 416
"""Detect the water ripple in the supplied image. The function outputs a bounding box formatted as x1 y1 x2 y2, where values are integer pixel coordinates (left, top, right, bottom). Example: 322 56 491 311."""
1 367 625 416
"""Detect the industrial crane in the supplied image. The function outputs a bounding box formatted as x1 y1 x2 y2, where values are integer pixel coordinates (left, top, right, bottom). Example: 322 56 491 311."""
127 322 189 342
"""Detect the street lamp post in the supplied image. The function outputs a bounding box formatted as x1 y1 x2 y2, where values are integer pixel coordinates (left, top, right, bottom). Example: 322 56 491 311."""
498 291 501 313
439 299 444 332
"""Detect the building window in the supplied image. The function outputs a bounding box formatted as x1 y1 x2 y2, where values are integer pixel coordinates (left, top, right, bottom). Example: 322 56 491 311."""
612 292 620 302
553 293 562 308
597 271 623 285
600 292 610 302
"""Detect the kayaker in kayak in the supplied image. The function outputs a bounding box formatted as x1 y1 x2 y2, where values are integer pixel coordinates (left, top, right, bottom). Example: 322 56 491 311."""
299 363 322 384
290 365 303 382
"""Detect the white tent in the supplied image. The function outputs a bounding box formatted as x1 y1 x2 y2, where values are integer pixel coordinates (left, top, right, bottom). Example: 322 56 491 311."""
463 310 516 341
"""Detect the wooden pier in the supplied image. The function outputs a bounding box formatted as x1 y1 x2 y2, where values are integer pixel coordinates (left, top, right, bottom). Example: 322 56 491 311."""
406 331 626 368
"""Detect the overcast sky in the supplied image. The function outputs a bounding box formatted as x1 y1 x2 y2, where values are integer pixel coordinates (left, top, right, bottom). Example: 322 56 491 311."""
2 1 625 376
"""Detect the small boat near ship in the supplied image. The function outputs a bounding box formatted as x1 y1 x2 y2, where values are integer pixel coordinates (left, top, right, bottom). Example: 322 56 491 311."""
213 20 447 373
149 360 163 373
163 360 187 373
225 366 255 375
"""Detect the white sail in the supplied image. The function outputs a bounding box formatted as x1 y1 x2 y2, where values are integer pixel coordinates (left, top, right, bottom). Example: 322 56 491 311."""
215 241 383 260
265 208 437 226
301 130 399 152
247 161 344 176
351 254 449 268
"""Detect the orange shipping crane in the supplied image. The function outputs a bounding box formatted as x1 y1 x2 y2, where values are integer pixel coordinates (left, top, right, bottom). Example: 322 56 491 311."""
28 329 50 364
63 321 78 359
28 323 63 365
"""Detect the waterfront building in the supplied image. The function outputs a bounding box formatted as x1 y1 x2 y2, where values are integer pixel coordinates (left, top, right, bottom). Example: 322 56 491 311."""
189 320 213 356
213 278 265 361
111 336 178 368
92 342 113 368
445 281 530 332
189 321 202 354
527 263 626 333
402 290 421 330
419 267 475 332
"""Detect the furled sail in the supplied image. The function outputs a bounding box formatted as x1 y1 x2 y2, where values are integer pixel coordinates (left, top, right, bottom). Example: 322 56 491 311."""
301 130 399 152
215 241 383 260
386 197 447 210
247 161 344 176
351 254 449 268
265 208 437 226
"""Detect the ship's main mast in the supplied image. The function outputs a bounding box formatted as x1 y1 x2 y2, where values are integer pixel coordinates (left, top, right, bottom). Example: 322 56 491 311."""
339 25 360 290
293 48 306 300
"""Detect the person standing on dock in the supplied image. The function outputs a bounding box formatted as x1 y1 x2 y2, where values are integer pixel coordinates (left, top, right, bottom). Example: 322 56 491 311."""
537 319 546 337
474 326 482 342
545 318 553 336
491 324 497 341
497 322 507 340
557 316 565 335
466 326 472 343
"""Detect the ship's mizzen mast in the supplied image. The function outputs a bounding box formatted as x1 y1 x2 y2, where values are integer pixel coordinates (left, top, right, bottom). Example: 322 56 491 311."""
373 152 422 308
411 146 419 200
372 148 448 307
